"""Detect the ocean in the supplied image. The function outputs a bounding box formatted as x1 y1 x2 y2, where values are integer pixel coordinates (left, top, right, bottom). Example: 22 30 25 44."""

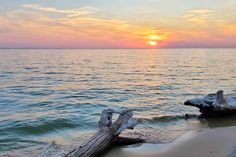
0 49 236 156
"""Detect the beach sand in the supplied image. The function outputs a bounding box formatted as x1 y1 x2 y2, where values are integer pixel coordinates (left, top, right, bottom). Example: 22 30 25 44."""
104 126 236 157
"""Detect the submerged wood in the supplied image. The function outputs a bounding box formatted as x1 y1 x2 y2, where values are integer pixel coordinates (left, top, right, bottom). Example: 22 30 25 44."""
185 90 236 118
65 109 142 157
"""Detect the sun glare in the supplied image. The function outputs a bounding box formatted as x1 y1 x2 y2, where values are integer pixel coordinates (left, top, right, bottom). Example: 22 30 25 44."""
147 35 160 46
149 41 157 46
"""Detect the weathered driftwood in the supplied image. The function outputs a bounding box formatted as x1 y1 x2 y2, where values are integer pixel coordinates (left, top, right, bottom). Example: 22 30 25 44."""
185 90 236 118
65 109 142 157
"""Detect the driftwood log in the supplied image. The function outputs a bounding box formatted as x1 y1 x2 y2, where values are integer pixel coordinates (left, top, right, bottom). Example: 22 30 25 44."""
66 109 143 157
185 90 236 118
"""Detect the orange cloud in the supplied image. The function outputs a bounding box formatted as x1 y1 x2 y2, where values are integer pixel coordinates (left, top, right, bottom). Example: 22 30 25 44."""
0 4 235 48
0 4 170 48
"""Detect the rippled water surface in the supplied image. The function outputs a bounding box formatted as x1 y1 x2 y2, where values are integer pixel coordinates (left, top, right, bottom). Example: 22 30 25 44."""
0 49 236 156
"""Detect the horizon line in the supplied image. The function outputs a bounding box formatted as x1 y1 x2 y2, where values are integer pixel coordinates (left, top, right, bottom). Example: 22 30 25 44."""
0 47 236 50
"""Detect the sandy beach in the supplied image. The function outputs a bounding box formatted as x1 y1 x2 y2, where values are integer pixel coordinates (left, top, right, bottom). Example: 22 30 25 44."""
105 126 236 157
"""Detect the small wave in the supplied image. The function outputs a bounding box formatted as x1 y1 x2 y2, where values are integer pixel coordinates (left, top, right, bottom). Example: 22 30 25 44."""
21 89 55 97
148 85 178 91
24 67 38 70
0 138 46 151
6 118 79 135
44 72 65 75
143 114 198 123
37 141 66 157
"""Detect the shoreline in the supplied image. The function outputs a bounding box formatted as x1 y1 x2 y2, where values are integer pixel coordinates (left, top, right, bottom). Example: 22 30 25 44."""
104 126 236 157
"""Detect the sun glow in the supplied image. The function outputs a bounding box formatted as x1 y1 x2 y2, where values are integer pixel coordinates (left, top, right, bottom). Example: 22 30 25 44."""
149 36 160 40
147 35 160 46
149 41 157 46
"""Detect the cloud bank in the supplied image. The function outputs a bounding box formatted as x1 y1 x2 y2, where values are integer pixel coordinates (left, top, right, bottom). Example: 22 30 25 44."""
0 3 235 48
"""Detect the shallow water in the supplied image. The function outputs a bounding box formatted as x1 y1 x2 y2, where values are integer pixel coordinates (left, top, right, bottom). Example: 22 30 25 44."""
0 49 236 156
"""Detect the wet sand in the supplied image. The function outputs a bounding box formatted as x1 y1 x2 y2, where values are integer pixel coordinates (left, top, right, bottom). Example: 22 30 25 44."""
105 126 236 157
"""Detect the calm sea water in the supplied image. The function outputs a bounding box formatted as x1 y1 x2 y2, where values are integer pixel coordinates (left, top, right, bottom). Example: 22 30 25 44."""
0 49 236 156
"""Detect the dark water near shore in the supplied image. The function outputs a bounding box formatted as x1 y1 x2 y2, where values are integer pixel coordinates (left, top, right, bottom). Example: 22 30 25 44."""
0 49 236 156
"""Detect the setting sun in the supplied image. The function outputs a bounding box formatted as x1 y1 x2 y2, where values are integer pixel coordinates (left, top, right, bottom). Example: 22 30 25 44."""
149 41 157 46
147 35 160 46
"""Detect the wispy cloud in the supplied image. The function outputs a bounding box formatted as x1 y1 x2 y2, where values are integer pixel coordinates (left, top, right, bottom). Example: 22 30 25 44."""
0 3 235 48
0 4 169 48
22 4 95 17
182 9 215 24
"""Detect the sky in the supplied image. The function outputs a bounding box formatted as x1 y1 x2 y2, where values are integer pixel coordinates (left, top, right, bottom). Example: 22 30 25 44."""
0 0 235 48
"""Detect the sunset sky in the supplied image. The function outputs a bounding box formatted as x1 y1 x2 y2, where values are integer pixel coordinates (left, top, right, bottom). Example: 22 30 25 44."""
0 0 235 48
